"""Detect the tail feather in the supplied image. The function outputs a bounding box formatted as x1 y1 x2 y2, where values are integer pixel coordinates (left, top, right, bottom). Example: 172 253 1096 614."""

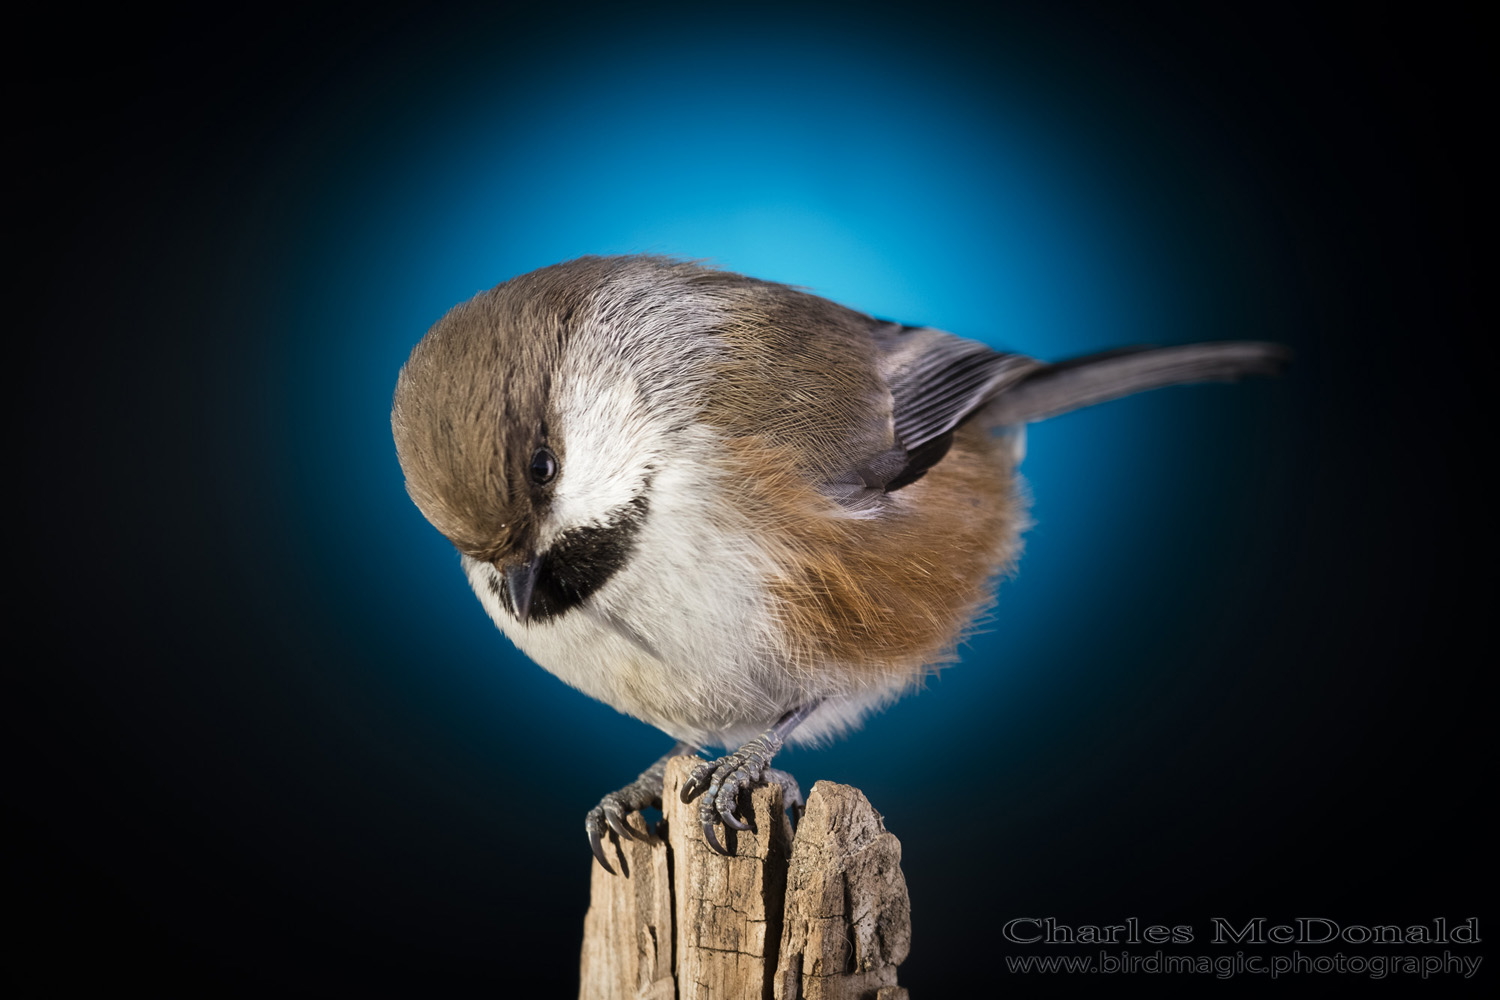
988 341 1290 425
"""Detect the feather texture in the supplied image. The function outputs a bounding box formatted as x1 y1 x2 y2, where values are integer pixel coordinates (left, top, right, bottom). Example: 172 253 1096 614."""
988 342 1290 425
393 254 1285 749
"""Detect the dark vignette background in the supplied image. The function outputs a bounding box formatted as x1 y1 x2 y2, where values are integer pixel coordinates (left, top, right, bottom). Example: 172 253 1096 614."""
14 2 1487 996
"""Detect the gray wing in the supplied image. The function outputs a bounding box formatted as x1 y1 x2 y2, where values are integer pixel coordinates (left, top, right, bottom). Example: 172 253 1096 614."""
880 325 1041 453
822 324 1040 507
824 326 1289 511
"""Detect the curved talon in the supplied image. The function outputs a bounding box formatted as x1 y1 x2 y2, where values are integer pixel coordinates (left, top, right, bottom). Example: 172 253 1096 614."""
687 749 795 851
681 763 714 803
716 779 752 831
603 804 635 842
701 814 729 855
586 740 697 874
587 819 616 875
670 709 818 857
737 801 758 835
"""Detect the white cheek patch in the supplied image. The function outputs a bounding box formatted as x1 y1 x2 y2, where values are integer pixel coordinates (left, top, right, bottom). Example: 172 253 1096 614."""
544 367 661 544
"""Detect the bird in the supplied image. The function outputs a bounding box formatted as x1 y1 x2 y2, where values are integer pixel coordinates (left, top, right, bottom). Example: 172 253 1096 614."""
390 254 1287 872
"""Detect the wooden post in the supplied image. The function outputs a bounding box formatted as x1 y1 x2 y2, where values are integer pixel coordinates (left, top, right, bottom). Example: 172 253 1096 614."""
580 757 911 1000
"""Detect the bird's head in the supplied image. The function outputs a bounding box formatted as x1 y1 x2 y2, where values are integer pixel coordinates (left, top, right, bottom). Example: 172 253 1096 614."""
391 257 720 624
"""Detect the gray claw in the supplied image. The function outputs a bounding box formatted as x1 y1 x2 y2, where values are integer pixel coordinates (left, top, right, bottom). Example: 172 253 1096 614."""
702 815 729 855
603 803 635 842
677 706 817 855
686 739 801 854
681 762 714 803
586 818 616 875
586 740 697 875
716 778 752 831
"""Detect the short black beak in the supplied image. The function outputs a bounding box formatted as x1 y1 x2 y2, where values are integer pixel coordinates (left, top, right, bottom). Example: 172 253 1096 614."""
503 553 543 624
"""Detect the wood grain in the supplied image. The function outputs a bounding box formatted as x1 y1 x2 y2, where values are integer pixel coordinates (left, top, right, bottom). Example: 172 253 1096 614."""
579 757 909 1000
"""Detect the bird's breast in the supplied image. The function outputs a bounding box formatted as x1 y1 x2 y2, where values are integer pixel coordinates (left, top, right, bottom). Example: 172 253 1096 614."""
463 422 1025 747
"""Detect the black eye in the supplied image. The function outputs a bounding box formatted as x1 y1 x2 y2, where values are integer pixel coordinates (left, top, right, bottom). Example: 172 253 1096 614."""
529 447 558 485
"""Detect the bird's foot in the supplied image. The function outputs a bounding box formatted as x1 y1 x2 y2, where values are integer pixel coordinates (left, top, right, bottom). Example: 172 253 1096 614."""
680 736 804 855
586 741 696 875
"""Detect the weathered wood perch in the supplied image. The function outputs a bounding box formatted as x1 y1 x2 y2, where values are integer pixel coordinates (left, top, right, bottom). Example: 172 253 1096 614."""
580 757 911 1000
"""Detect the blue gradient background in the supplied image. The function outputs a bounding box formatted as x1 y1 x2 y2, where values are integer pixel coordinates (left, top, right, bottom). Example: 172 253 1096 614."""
18 3 1485 996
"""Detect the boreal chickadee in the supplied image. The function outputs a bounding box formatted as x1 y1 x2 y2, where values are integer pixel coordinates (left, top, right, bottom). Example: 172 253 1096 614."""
391 254 1286 871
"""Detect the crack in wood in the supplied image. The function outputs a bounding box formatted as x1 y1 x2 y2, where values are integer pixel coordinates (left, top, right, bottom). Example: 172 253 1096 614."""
580 758 910 999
